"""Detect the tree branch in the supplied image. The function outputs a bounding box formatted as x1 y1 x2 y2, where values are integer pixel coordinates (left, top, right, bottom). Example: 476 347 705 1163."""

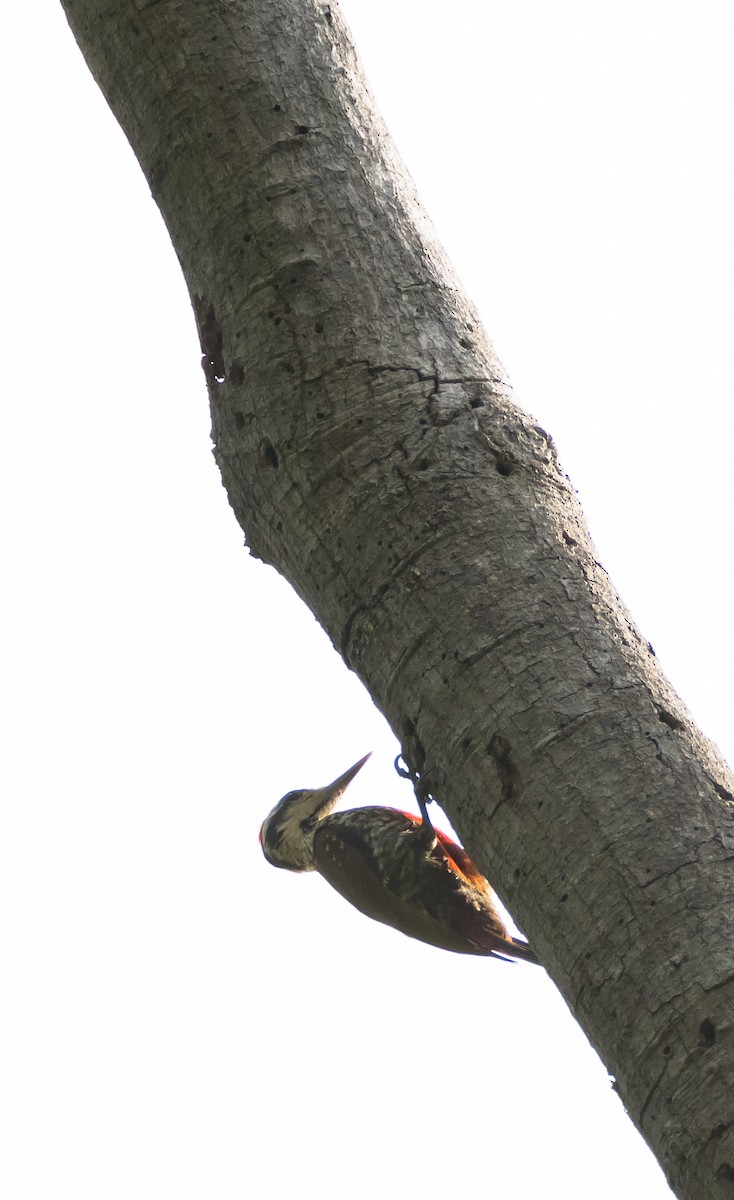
59 1 734 1194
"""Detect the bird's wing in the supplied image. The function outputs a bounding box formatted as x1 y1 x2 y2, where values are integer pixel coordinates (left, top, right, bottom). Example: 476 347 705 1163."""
313 808 539 962
312 813 497 955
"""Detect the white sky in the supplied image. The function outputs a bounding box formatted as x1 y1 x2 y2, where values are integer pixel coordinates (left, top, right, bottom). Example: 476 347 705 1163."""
2 3 732 1197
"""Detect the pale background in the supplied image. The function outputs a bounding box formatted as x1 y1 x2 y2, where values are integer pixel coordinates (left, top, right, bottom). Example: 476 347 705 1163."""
2 3 732 1197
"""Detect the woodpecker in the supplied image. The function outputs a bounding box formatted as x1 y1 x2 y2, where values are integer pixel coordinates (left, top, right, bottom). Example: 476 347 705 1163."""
260 753 538 962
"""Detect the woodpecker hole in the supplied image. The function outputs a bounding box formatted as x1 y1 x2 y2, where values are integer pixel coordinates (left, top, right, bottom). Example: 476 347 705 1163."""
470 397 484 409
193 296 225 388
495 455 514 477
657 707 684 731
700 1018 716 1047
297 125 309 135
662 1045 671 1056
459 337 473 349
559 893 568 903
273 104 282 112
258 440 279 469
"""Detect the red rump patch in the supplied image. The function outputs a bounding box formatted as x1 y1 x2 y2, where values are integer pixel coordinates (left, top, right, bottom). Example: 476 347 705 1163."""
435 831 490 891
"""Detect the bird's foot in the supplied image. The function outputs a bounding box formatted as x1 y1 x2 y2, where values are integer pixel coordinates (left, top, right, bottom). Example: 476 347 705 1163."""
395 755 438 846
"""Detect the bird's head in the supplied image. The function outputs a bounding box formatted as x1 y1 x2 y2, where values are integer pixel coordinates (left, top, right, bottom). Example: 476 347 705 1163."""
259 752 371 871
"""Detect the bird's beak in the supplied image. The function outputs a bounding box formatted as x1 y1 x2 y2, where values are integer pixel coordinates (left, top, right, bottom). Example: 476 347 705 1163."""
297 752 373 828
323 751 372 799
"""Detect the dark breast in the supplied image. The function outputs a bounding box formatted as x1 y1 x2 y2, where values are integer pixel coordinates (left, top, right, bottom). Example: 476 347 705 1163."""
312 806 536 961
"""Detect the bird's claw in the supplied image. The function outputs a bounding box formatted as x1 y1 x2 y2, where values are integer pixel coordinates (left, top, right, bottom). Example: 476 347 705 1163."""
394 755 437 836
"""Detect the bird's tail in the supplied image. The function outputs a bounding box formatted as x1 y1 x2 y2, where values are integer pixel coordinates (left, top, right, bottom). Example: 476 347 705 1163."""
507 937 540 965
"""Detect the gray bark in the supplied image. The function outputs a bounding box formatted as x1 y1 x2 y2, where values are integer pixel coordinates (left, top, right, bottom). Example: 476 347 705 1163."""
59 1 734 1195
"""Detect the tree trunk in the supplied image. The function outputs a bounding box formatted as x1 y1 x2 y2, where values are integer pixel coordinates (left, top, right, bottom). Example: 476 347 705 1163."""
59 2 734 1195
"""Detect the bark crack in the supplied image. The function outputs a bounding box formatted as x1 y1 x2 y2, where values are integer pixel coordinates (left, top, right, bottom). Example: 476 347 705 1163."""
638 1059 669 1129
459 620 547 667
702 973 734 995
